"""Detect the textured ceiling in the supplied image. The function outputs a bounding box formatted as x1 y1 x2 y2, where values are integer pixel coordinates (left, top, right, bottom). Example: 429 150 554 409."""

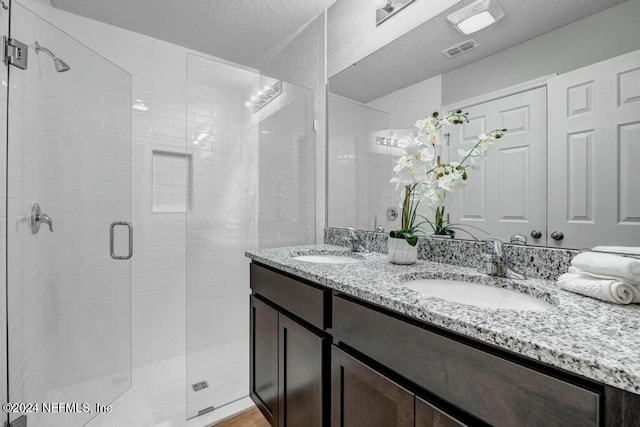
330 0 627 102
49 0 336 69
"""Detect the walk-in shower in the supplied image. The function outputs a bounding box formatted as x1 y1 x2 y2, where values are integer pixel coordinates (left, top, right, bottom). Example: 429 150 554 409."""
2 1 323 426
34 40 70 71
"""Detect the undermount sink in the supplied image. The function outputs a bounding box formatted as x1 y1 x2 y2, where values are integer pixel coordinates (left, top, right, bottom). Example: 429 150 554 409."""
403 279 553 310
293 254 362 264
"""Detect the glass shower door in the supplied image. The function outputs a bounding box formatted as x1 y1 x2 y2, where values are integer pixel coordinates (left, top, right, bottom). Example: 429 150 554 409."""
185 52 318 419
6 3 132 426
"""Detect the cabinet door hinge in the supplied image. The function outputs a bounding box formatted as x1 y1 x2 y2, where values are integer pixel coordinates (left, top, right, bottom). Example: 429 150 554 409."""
4 37 28 69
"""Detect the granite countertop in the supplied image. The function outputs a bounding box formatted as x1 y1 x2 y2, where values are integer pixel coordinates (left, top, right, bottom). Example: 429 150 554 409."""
246 244 640 395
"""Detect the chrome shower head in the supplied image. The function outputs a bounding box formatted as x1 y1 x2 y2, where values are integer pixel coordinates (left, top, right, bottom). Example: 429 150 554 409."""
34 41 71 72
53 57 70 72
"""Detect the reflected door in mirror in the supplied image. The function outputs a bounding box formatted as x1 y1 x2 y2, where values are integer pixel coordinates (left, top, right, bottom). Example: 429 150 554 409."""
447 87 547 244
548 49 640 248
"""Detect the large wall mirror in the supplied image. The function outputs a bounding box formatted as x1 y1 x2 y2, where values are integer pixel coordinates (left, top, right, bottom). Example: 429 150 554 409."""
327 0 640 249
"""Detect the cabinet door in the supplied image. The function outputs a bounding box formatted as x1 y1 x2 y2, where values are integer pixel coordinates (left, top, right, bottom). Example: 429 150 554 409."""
416 397 466 427
279 313 326 427
250 296 279 426
331 347 413 427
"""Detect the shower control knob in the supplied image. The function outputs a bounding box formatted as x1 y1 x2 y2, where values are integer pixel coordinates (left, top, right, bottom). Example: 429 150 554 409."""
530 230 542 239
551 231 564 241
386 207 398 222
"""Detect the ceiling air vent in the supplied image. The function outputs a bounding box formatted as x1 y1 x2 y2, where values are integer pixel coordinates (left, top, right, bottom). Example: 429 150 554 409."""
441 39 479 58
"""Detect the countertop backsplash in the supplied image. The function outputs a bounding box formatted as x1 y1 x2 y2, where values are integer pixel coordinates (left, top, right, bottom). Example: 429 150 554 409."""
324 227 579 281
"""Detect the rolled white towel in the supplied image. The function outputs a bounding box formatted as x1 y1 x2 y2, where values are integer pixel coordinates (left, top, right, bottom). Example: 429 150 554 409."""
592 246 640 256
558 272 640 304
571 252 640 285
568 266 635 282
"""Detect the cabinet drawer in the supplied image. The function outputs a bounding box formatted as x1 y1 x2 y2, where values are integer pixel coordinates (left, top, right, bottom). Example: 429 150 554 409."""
333 294 600 427
250 263 328 330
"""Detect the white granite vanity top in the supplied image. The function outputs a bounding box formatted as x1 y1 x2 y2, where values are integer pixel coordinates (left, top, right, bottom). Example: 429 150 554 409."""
246 244 640 395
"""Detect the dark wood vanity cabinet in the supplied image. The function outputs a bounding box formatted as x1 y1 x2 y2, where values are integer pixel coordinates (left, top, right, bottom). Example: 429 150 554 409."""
250 295 279 425
331 346 465 427
278 313 325 427
250 264 329 427
331 347 414 427
416 397 467 427
250 261 640 427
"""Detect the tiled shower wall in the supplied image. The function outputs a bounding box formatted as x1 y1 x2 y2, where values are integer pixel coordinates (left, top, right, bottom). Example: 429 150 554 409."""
21 0 195 368
20 0 324 388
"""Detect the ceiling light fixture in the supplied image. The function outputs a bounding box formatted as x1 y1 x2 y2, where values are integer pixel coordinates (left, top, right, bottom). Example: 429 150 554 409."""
132 99 148 112
376 136 400 147
245 81 282 113
447 0 505 35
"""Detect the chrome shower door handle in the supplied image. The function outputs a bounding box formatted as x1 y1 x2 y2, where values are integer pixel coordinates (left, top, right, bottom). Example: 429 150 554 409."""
110 221 133 260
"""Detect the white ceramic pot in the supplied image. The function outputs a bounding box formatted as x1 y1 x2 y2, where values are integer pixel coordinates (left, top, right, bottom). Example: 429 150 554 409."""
388 237 418 265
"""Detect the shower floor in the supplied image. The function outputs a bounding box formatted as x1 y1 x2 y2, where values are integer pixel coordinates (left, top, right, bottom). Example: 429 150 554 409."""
84 356 252 427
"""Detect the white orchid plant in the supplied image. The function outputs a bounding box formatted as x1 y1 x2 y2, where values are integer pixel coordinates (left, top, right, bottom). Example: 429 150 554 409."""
389 110 507 245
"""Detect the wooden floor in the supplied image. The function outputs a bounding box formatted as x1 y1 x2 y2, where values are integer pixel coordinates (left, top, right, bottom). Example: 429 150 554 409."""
212 407 270 427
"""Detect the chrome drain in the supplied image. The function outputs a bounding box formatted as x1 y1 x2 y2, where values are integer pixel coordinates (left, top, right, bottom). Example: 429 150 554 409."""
192 381 209 392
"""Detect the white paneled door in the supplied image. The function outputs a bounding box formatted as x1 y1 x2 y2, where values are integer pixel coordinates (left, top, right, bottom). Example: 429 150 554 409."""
548 50 640 248
447 87 547 245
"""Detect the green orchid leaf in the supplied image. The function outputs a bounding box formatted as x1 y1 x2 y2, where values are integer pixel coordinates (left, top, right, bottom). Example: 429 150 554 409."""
389 230 418 246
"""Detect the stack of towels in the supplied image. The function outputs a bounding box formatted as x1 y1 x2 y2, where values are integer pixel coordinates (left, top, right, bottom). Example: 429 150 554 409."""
558 248 640 305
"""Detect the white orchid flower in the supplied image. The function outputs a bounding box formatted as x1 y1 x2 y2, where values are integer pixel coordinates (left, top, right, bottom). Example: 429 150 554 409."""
415 117 435 130
391 158 429 189
426 131 440 145
398 136 422 156
413 145 435 163
437 174 459 192
466 156 479 170
423 186 447 207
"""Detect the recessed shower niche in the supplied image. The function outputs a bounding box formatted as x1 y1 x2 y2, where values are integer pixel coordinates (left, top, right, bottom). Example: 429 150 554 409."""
152 149 193 213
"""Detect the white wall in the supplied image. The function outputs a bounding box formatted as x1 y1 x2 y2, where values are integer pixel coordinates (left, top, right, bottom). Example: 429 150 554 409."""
367 75 442 129
260 12 327 241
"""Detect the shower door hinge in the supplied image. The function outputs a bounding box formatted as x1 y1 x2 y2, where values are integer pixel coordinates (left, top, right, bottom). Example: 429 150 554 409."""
4 37 28 69
313 119 319 133
8 415 28 427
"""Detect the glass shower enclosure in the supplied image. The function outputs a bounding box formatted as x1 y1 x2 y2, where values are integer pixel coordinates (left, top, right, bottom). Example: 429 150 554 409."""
185 53 318 418
5 3 132 426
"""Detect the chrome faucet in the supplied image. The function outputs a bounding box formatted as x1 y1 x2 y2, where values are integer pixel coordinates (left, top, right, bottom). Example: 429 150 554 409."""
342 227 369 253
479 238 526 280
30 202 54 234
